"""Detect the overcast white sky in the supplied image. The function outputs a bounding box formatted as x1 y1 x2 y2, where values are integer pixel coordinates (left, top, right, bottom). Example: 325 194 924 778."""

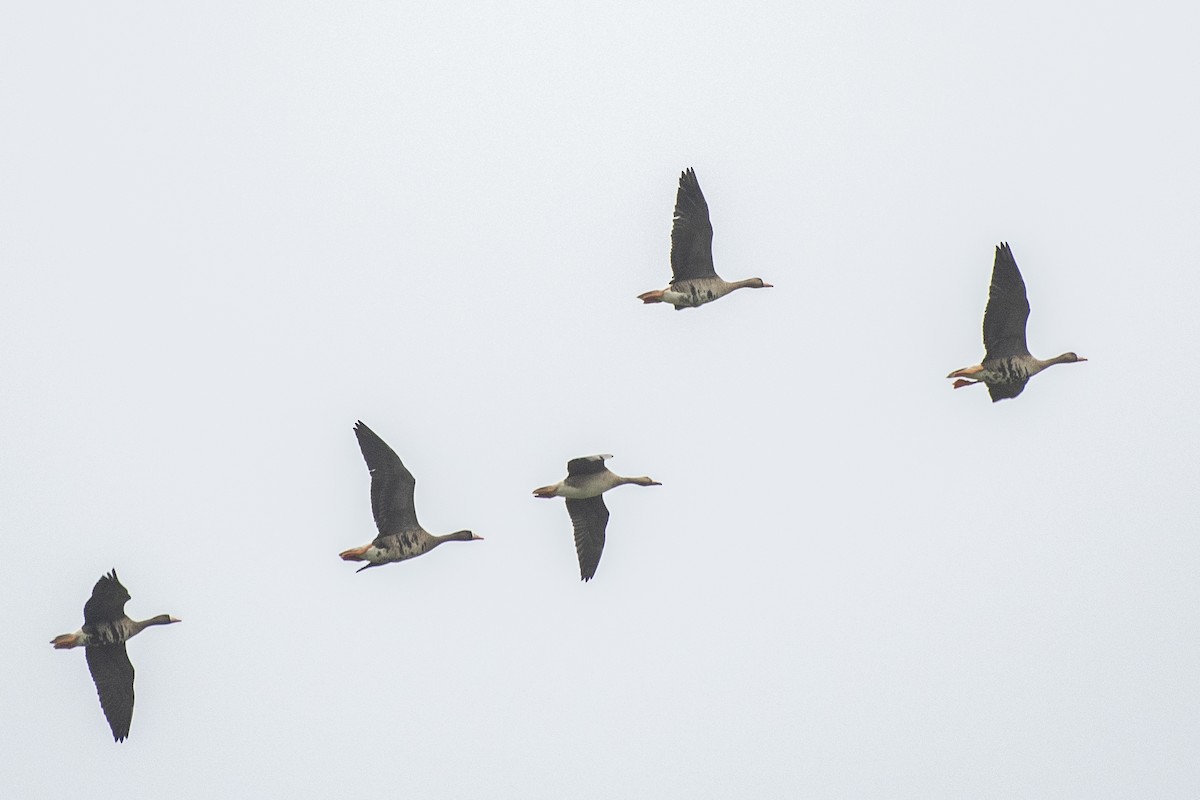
3 2 1199 797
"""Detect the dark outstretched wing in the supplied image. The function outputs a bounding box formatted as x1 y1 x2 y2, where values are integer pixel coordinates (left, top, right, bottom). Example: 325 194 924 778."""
354 421 419 534
982 242 1031 360
987 379 1029 402
669 168 717 283
566 454 613 477
83 571 130 625
565 495 609 582
86 644 135 742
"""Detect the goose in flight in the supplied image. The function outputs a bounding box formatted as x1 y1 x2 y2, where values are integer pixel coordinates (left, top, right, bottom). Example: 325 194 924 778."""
638 168 772 309
51 570 180 742
948 242 1086 401
339 421 481 572
533 454 661 581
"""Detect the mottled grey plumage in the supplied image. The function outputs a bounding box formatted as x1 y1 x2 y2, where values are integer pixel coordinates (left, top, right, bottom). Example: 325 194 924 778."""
983 361 1032 402
340 421 481 572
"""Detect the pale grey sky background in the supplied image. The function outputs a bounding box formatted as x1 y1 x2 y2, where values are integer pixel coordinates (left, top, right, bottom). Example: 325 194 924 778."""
3 2 1199 797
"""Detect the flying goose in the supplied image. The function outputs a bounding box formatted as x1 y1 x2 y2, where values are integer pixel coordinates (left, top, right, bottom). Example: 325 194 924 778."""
638 168 772 309
948 242 1086 401
51 570 180 742
533 454 661 581
339 421 481 572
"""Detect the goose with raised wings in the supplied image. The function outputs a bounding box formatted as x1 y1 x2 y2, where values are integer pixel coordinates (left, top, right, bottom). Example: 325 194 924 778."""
638 168 772 309
948 242 1086 401
339 421 482 572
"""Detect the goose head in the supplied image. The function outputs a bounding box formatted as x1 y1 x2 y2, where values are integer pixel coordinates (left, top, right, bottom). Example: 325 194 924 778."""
628 476 662 487
1048 352 1087 365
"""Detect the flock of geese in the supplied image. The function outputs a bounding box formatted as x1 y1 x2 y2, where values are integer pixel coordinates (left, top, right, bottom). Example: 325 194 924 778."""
51 167 1087 742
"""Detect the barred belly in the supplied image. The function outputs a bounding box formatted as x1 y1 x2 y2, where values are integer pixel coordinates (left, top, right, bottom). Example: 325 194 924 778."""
378 532 431 562
664 281 720 308
984 357 1032 385
82 619 133 646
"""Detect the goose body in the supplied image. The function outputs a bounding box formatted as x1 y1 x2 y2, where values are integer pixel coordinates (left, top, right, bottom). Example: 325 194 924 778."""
638 168 772 310
533 454 661 581
339 421 481 572
948 242 1086 402
51 570 180 742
